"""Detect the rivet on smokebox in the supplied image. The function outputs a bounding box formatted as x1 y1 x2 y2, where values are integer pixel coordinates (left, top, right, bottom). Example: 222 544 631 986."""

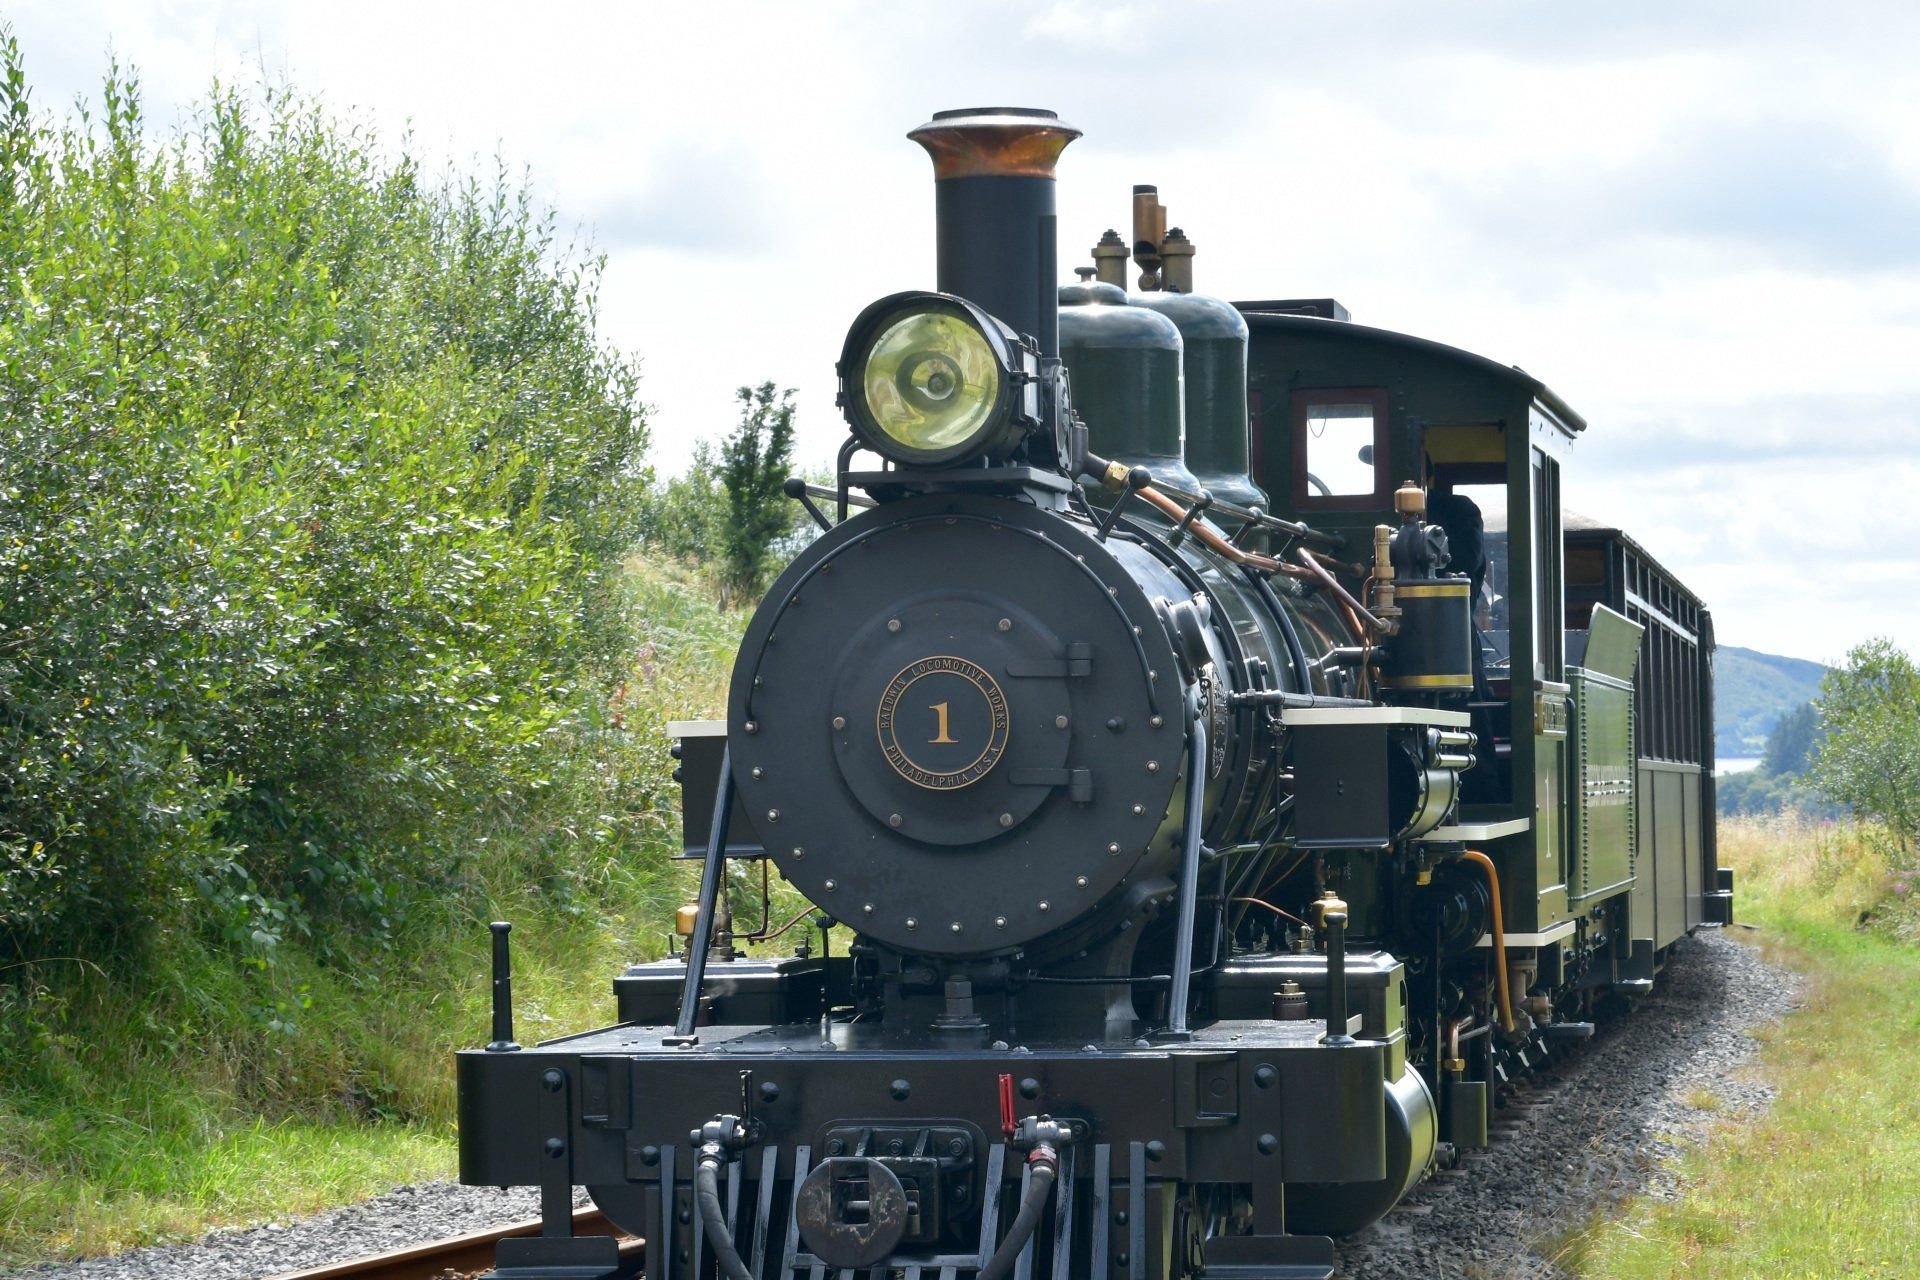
1150 715 1164 728
832 715 847 730
1132 804 1146 816
998 618 1012 631
1146 760 1160 773
751 766 764 779
887 618 902 633
1108 842 1121 855
889 813 904 828
1055 715 1069 729
744 720 758 734
766 809 780 822
998 813 1013 827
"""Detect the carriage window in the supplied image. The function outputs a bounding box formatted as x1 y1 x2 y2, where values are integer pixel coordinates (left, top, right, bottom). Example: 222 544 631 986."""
1304 403 1376 495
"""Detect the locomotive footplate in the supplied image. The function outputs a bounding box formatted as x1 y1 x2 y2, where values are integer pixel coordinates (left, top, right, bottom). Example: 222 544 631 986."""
459 1017 1387 1278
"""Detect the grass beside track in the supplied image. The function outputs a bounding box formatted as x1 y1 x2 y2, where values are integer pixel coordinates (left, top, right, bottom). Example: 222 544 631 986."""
1566 815 1920 1278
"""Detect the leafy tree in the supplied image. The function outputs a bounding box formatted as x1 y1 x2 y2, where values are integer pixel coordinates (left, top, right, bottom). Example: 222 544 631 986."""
1813 638 1920 855
1715 765 1835 820
1761 701 1823 776
717 382 797 604
1715 699 1837 819
0 33 648 960
640 439 726 565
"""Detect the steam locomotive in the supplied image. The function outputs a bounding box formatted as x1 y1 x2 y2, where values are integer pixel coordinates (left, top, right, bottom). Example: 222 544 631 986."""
457 108 1730 1280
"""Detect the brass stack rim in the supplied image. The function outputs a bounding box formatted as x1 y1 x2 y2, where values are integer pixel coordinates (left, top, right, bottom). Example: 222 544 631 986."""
909 108 1081 180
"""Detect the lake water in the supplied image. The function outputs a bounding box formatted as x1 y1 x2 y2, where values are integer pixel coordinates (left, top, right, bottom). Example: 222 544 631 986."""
1717 756 1761 775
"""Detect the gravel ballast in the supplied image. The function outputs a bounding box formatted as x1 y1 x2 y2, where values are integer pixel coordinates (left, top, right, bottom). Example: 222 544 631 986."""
13 930 1791 1280
7 1184 582 1280
1338 929 1798 1280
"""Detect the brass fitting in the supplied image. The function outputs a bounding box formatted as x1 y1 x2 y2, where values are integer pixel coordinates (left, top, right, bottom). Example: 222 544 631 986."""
1101 459 1132 491
1311 891 1349 929
1394 480 1426 521
1132 185 1166 290
1372 523 1399 624
675 902 701 937
1159 227 1195 293
1092 229 1129 288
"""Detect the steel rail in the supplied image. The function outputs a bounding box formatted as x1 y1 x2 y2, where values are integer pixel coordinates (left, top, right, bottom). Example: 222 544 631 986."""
262 1207 641 1280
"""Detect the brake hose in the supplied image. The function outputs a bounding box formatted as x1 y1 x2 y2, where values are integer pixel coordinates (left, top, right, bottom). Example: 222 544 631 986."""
694 1150 754 1280
977 1150 1059 1280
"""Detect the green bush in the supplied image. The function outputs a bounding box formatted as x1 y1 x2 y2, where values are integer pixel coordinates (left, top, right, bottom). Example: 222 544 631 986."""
635 384 818 603
0 34 649 962
716 382 797 603
639 439 727 567
1813 637 1920 861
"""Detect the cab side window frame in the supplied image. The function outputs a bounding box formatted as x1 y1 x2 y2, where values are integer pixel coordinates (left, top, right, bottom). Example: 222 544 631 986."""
1290 387 1392 512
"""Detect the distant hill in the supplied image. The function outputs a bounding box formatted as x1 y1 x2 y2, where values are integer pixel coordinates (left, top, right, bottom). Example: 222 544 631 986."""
1715 645 1830 758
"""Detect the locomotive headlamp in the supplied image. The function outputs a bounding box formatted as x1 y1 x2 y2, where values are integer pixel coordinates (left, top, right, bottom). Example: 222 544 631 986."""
839 290 1040 466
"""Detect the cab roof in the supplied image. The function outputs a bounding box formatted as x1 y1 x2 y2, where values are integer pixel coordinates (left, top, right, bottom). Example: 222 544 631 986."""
1233 307 1589 437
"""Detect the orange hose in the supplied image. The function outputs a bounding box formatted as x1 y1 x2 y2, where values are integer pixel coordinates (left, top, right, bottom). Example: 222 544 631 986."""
1298 548 1387 634
1230 896 1311 928
1460 849 1517 1033
1135 486 1309 578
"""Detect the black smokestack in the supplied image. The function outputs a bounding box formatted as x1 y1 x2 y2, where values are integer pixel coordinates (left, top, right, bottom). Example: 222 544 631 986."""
908 108 1081 356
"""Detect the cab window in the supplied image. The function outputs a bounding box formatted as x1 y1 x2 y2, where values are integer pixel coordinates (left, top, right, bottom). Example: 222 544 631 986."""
1291 388 1389 510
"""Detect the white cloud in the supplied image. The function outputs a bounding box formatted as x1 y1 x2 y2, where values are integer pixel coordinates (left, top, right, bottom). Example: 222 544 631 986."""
7 0 1913 660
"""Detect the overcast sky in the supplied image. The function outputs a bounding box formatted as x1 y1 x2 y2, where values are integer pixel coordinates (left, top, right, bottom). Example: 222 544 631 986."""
11 1 1917 664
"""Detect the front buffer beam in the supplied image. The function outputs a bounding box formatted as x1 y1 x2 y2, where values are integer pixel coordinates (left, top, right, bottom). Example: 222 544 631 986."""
459 1017 1388 1278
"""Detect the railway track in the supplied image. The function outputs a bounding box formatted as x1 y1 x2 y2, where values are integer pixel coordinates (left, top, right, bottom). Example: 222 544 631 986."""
264 1207 642 1280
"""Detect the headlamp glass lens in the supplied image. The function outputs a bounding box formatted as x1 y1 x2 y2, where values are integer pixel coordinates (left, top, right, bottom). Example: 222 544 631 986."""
861 310 1001 455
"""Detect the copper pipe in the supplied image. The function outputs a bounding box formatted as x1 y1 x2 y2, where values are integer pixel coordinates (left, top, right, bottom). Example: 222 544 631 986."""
1298 548 1389 634
1230 896 1311 928
1460 850 1517 1033
1136 485 1309 578
748 904 816 945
